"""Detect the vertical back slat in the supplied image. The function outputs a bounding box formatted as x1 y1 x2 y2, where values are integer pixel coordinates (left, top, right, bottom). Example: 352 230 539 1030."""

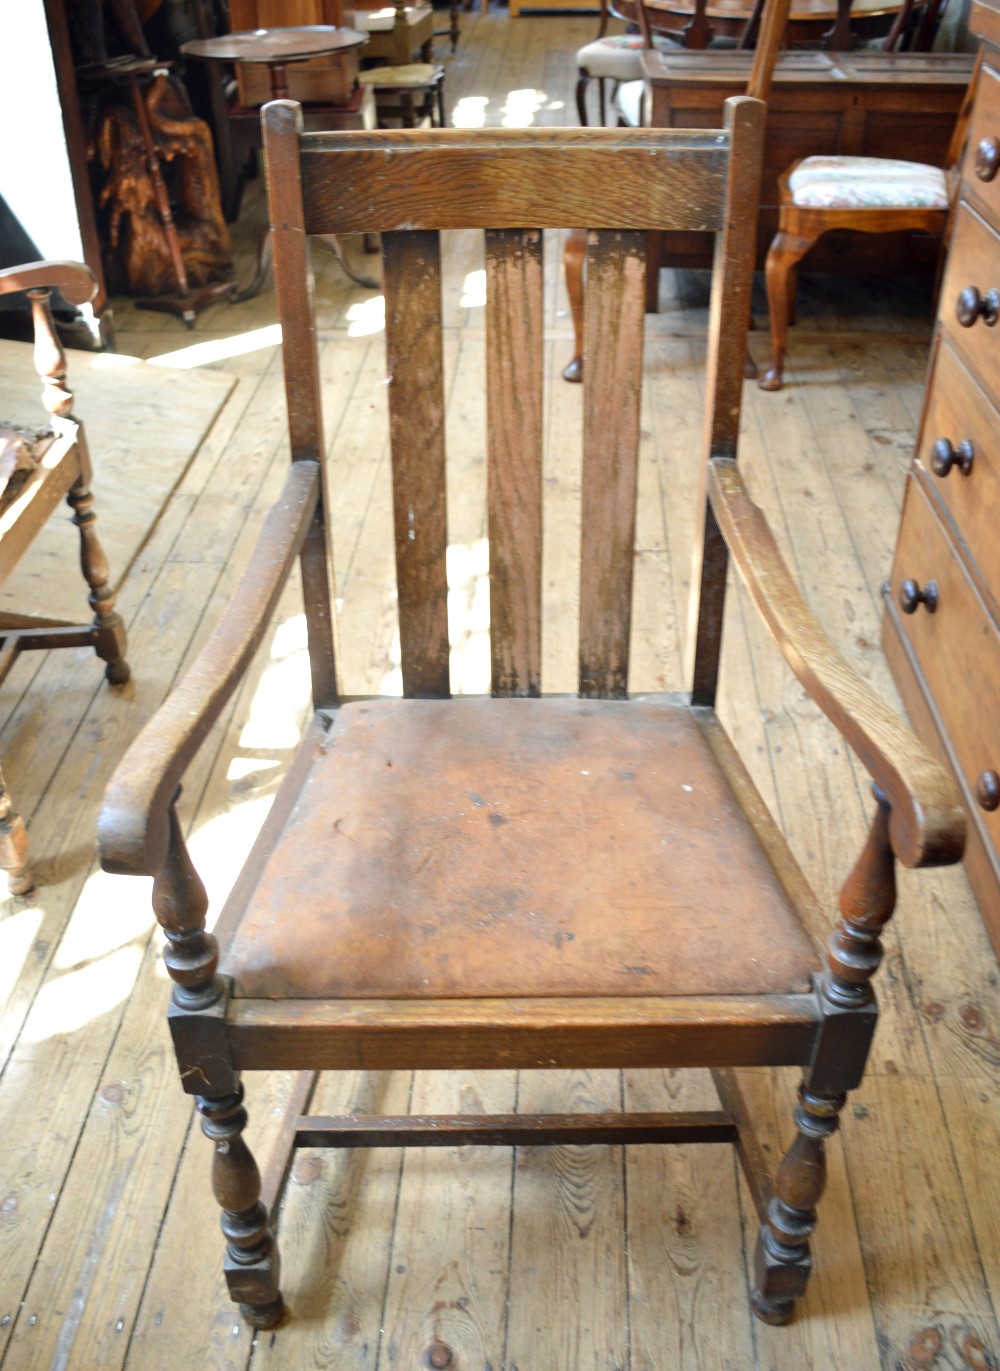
382 230 451 699
689 97 767 706
263 99 339 709
485 228 544 697
578 229 646 699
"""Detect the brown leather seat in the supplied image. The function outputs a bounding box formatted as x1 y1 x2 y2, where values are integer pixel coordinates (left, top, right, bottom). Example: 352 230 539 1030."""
226 698 819 1000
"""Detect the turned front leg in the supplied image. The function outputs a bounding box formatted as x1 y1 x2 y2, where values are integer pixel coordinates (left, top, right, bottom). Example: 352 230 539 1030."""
753 1086 845 1324
199 1088 284 1329
753 787 896 1323
154 791 284 1327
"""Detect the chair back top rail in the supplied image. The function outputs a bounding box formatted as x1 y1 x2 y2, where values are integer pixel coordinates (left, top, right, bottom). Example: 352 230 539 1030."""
263 98 765 702
296 126 733 234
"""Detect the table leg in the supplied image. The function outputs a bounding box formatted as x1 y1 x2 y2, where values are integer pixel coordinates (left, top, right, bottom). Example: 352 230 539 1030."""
317 235 381 290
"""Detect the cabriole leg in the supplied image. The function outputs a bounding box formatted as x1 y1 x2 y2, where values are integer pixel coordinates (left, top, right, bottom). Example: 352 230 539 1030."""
758 229 818 393
199 1086 284 1329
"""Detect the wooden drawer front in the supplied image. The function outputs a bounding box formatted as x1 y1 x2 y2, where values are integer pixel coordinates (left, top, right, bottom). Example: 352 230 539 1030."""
939 202 1000 399
918 339 1000 604
891 478 1000 843
964 61 1000 223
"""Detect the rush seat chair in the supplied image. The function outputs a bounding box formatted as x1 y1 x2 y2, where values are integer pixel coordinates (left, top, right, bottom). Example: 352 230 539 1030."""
98 97 964 1331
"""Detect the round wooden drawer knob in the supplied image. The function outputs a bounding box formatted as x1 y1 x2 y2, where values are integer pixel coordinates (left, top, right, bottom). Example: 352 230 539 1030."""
975 135 1000 183
931 437 974 477
956 286 1000 328
899 578 938 614
976 769 1000 812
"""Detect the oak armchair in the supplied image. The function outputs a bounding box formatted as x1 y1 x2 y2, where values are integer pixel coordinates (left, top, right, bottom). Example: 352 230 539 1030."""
99 98 963 1333
0 262 129 895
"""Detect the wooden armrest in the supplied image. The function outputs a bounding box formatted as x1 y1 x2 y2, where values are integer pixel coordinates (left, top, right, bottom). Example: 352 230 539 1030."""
0 261 97 305
708 460 964 869
98 461 321 878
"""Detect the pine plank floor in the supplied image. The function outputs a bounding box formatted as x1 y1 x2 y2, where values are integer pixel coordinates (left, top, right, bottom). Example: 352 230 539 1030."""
1 9 998 1369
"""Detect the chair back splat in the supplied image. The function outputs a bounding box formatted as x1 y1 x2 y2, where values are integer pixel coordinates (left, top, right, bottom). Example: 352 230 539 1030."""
263 99 765 702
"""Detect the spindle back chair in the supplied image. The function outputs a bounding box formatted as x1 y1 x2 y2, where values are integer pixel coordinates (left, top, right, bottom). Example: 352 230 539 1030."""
99 97 964 1334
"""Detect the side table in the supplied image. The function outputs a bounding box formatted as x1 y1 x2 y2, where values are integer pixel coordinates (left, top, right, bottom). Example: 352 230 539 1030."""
182 27 380 295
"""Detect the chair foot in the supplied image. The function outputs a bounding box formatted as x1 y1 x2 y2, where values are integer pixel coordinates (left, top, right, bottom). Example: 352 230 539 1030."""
751 1288 796 1325
240 1295 286 1330
562 355 583 383
758 362 784 392
104 655 132 686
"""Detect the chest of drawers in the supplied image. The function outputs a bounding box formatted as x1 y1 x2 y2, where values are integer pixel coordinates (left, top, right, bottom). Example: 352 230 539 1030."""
882 0 1000 956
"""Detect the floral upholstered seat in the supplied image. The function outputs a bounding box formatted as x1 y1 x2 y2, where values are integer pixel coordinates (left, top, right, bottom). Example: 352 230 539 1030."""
787 156 949 210
577 30 675 81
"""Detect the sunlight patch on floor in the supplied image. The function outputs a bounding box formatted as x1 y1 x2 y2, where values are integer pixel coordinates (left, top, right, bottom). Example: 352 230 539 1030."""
22 943 144 1042
346 295 386 338
53 869 153 972
501 88 547 128
0 904 43 1009
452 94 488 128
460 269 486 309
145 324 283 370
448 536 490 694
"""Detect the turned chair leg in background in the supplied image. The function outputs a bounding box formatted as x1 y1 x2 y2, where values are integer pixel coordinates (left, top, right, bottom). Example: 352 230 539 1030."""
0 762 32 896
67 475 130 686
562 227 587 382
759 228 817 392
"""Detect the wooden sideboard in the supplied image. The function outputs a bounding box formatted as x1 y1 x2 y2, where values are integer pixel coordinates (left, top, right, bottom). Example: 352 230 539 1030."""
882 0 1000 956
642 48 975 273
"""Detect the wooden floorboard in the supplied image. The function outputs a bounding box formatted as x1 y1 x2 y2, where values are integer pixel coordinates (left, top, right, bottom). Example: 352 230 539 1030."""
0 7 997 1369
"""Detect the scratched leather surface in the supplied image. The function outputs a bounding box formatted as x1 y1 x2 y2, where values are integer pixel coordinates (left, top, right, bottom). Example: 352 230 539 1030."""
225 697 819 999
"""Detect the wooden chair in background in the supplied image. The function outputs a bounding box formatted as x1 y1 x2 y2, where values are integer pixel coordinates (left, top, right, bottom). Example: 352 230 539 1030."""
0 262 129 895
563 0 784 382
574 0 756 129
757 47 982 390
99 98 964 1333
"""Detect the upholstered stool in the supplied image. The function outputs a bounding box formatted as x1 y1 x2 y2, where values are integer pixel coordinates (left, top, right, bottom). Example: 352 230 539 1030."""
357 62 445 127
785 155 949 208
